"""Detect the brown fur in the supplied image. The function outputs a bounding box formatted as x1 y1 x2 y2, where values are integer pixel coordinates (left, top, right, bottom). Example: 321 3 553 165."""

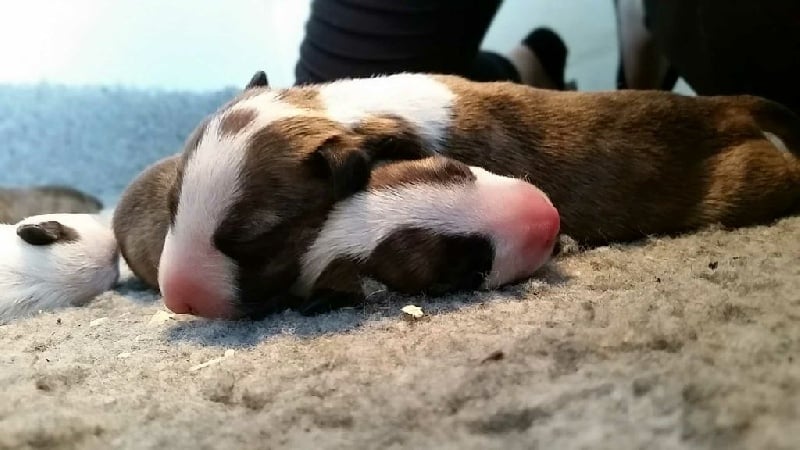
113 155 180 289
219 108 256 137
0 186 103 224
433 75 800 243
276 86 323 111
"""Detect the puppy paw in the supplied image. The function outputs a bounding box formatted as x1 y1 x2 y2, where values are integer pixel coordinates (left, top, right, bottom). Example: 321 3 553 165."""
16 221 79 246
296 289 365 316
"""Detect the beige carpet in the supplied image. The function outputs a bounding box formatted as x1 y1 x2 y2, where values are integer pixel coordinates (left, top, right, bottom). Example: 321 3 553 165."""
1 214 798 450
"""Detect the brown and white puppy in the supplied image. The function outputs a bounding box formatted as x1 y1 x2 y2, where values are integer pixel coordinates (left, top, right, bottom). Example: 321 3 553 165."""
154 71 800 319
0 185 104 224
114 153 561 318
0 213 120 323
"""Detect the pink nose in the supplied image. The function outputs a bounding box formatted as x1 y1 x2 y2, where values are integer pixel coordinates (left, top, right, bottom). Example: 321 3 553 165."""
160 272 234 319
523 201 560 254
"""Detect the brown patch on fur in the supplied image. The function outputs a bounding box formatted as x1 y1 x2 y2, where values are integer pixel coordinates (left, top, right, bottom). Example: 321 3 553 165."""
215 116 351 245
362 227 493 296
219 108 256 137
277 87 323 111
17 221 80 246
211 116 371 315
368 157 475 190
113 155 180 289
351 115 432 162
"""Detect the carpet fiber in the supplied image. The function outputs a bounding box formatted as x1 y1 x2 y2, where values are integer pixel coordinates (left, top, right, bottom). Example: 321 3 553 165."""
0 84 799 450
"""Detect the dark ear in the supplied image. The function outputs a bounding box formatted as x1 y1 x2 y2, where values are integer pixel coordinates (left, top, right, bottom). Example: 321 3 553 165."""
351 116 431 161
305 136 372 200
17 221 77 246
305 122 433 200
245 71 269 89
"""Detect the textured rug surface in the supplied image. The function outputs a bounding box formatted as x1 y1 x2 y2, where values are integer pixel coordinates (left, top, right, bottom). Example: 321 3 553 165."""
0 84 799 450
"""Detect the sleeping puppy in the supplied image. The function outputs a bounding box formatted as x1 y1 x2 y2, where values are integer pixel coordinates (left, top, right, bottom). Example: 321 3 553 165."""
0 185 104 224
113 154 560 318
0 213 120 323
146 71 800 319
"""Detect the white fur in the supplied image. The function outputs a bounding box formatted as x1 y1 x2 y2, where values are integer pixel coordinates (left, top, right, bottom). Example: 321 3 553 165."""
0 214 119 324
318 73 456 150
293 167 556 297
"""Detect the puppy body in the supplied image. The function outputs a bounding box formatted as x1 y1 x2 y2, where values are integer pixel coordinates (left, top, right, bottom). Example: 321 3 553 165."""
148 72 800 318
0 213 120 323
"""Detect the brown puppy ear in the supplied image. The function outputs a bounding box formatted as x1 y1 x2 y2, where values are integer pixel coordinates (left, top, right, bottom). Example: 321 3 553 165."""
305 136 372 200
305 118 434 200
245 70 269 89
352 116 431 162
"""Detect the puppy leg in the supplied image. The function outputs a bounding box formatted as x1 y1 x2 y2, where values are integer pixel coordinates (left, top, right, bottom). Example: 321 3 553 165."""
702 138 800 226
299 259 365 316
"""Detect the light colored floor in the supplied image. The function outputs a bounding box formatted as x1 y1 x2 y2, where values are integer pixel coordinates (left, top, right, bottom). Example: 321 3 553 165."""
0 0 692 93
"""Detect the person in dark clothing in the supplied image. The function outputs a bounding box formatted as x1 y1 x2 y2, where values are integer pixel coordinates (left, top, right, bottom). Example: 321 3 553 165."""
293 0 569 90
295 0 800 116
615 0 800 115
644 0 800 114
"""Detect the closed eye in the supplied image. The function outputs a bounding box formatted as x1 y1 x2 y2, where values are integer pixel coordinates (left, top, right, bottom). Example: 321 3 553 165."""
213 227 284 264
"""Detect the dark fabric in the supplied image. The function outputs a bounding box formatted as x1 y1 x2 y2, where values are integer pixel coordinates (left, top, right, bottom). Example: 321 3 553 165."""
467 51 521 83
522 28 567 90
644 0 800 113
294 0 505 85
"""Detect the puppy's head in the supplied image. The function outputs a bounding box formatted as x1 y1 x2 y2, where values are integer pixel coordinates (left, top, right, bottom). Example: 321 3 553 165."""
0 213 120 322
157 72 430 319
297 157 561 300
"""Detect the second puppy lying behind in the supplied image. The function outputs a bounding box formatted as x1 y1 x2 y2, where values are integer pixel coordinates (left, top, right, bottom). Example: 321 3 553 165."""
113 155 561 317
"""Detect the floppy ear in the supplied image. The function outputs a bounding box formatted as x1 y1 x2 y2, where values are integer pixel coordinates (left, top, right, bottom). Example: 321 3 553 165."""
245 70 269 89
305 120 433 200
305 136 372 200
